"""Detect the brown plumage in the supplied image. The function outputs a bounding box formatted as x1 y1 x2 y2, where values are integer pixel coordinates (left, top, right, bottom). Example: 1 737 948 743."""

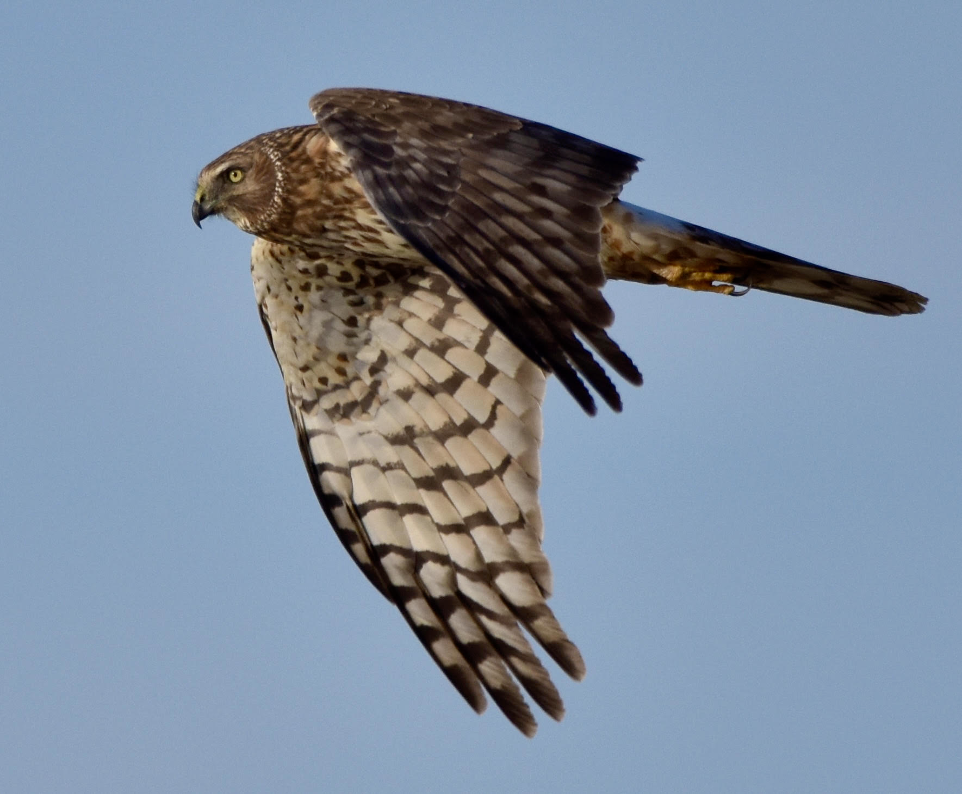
192 88 926 736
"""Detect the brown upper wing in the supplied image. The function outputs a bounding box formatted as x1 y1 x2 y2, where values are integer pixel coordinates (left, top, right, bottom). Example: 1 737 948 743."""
309 88 643 414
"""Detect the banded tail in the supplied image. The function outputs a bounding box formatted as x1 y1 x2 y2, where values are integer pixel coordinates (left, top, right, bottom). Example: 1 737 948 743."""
601 201 927 316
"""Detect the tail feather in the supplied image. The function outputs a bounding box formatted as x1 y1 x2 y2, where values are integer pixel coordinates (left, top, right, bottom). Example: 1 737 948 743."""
601 201 927 316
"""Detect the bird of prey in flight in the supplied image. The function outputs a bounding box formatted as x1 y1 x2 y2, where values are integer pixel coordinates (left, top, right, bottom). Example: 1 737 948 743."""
193 88 926 736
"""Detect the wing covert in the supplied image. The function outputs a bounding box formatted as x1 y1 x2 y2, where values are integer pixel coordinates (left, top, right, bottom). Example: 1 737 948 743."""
310 87 643 414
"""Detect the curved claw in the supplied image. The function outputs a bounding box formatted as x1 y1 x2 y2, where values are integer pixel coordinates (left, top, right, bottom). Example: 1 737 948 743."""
730 279 752 297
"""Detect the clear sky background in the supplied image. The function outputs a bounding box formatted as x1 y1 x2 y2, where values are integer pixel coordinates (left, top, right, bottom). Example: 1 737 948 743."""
2 2 960 791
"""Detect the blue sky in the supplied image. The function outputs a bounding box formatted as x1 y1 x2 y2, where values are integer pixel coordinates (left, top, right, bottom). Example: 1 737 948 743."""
2 2 960 791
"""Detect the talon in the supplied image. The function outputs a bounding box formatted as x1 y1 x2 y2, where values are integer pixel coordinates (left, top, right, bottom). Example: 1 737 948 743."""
710 277 752 297
730 279 752 297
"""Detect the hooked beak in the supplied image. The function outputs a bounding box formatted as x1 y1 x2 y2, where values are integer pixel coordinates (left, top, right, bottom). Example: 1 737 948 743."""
192 187 212 228
192 198 210 228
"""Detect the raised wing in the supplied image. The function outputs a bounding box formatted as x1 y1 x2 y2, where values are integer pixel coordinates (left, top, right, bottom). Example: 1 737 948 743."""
309 87 643 415
252 238 584 736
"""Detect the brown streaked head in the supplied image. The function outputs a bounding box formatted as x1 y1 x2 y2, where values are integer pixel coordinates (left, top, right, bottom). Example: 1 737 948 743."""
192 135 281 234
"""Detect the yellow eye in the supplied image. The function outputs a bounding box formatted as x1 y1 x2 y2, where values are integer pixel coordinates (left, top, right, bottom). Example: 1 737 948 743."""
227 168 244 183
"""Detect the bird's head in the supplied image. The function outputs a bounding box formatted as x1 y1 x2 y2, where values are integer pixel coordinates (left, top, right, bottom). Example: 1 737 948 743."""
192 136 282 235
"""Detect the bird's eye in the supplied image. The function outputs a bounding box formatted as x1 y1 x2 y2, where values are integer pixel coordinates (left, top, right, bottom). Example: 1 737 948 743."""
227 168 244 183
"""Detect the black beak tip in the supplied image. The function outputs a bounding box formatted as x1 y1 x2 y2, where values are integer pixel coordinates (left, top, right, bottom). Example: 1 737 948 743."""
191 200 205 229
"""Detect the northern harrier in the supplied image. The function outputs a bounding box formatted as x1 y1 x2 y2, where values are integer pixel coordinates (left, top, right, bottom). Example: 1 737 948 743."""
192 88 926 735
